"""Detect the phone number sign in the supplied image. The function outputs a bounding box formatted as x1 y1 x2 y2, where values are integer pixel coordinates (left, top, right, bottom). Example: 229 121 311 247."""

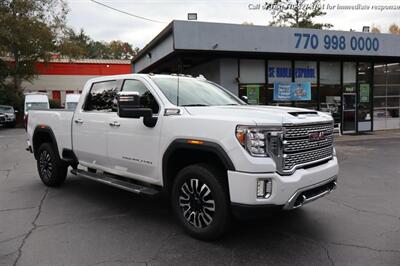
294 33 380 52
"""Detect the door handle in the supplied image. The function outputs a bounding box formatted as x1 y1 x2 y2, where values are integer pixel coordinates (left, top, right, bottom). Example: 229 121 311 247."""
109 121 120 127
74 119 83 124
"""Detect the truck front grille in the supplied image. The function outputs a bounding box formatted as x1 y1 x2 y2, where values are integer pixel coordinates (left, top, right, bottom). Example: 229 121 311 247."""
278 122 334 174
284 123 333 139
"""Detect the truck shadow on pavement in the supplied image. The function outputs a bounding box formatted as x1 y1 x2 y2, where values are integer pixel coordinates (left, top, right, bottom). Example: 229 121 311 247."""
42 173 332 265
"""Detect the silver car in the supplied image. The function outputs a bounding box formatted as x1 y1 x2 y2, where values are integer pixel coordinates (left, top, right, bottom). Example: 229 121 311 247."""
0 105 17 128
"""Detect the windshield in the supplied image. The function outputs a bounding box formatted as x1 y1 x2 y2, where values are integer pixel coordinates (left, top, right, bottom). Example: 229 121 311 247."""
0 106 13 112
26 102 49 111
66 102 78 110
151 76 243 106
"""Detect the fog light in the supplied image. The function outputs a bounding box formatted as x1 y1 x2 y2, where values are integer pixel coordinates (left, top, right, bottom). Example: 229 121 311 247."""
257 179 272 198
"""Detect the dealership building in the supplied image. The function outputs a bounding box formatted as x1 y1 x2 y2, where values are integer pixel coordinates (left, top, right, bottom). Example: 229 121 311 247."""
22 58 132 105
132 20 400 134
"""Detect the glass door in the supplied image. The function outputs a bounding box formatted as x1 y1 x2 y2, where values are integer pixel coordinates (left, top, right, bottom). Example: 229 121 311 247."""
357 62 373 132
342 93 357 133
342 62 357 134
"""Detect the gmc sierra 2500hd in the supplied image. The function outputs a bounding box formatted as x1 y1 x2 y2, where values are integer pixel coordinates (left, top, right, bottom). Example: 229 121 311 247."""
26 74 338 240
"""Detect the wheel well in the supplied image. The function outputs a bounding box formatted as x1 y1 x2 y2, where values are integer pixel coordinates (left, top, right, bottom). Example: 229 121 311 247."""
32 129 56 159
163 148 230 195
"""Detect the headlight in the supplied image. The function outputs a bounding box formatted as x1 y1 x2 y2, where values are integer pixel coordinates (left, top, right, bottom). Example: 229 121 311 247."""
236 126 283 157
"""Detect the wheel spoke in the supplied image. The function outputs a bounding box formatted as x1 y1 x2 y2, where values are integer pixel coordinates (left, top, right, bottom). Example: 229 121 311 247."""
200 184 211 199
190 179 199 194
181 183 191 198
193 212 202 228
203 199 215 212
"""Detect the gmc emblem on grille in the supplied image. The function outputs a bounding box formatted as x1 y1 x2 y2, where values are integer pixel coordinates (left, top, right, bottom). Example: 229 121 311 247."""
309 131 326 142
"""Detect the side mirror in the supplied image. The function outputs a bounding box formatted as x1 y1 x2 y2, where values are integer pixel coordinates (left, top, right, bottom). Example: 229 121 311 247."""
14 110 18 114
241 95 248 104
116 91 158 128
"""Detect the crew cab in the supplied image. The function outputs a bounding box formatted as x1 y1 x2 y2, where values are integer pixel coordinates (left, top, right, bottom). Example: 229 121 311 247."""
26 74 338 240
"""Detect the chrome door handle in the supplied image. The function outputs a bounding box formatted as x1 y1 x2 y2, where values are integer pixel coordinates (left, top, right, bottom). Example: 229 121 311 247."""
109 121 120 127
74 119 83 124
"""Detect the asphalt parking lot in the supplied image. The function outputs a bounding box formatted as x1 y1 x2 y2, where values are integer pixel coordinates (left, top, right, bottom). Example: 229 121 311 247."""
0 128 399 266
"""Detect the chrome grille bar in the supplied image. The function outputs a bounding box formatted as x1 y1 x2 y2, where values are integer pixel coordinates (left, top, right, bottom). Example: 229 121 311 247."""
284 135 333 153
283 123 333 139
277 122 334 175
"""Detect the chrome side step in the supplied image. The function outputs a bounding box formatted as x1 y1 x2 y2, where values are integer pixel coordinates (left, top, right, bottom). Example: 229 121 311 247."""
70 169 160 196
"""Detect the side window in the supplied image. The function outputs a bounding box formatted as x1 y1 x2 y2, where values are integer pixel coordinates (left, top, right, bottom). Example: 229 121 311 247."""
121 79 160 114
84 80 117 111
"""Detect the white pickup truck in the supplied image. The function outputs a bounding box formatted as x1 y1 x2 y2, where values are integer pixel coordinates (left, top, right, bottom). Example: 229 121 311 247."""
26 74 338 240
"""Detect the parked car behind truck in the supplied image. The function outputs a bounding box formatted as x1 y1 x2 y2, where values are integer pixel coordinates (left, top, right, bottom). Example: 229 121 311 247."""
0 105 17 128
26 74 338 240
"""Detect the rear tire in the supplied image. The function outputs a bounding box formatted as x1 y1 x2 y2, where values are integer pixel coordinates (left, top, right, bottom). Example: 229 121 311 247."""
171 163 230 240
37 143 67 187
6 121 16 128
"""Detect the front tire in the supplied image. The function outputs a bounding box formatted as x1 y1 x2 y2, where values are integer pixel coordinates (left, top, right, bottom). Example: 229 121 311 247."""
171 163 230 240
37 143 67 187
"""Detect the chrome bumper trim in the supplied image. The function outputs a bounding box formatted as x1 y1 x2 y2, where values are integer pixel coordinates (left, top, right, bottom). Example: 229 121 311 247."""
283 175 337 210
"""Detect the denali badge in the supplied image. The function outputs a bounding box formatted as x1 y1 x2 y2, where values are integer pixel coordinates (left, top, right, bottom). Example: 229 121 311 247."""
309 131 326 142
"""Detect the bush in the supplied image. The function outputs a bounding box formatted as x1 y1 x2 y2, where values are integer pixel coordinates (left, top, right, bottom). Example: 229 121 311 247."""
49 99 61 109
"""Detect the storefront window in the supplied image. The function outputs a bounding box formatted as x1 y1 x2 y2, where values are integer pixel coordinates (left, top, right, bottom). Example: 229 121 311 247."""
373 63 400 130
267 60 292 106
319 62 341 124
239 84 267 105
294 61 317 109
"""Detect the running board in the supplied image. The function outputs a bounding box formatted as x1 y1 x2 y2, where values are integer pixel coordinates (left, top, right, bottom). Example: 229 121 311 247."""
70 169 160 196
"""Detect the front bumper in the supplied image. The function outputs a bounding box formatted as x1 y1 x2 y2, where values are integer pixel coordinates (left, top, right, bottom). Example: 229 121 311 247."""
227 157 338 214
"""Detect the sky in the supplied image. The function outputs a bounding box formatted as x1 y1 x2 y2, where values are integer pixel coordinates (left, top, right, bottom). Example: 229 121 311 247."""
66 0 400 48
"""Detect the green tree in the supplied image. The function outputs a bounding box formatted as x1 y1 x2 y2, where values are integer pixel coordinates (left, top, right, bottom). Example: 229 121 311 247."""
58 29 140 60
371 25 381 33
268 0 333 29
389 23 400 35
0 0 68 107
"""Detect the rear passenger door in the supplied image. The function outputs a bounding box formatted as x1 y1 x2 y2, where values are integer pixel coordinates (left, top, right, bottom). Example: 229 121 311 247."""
72 80 118 169
107 78 162 184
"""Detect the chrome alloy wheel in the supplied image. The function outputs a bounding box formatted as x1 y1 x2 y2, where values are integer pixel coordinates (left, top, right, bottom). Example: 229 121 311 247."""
179 178 216 228
39 150 53 181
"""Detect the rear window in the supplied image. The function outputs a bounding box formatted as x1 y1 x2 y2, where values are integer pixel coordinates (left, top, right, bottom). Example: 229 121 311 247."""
84 80 118 111
26 102 49 111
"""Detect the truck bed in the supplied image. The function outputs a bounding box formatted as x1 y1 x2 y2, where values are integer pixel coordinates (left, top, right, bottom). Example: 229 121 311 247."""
27 109 74 158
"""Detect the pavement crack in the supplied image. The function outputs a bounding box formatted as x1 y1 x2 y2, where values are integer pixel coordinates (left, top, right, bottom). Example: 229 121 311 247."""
327 241 400 253
88 259 147 266
12 188 49 266
283 232 334 266
326 198 399 220
36 213 131 228
0 206 36 213
0 234 26 244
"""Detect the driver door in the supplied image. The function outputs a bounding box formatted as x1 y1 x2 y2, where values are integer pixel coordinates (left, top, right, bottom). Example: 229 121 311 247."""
106 78 162 184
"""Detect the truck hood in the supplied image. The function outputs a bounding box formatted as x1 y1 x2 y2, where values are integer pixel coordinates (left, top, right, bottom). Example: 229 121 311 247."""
184 105 333 126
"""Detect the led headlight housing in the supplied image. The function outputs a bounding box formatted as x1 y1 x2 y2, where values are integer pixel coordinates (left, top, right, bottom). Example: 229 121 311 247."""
235 126 283 157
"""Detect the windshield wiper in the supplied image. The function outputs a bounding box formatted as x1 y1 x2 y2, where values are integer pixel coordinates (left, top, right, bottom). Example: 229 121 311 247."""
181 104 209 107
